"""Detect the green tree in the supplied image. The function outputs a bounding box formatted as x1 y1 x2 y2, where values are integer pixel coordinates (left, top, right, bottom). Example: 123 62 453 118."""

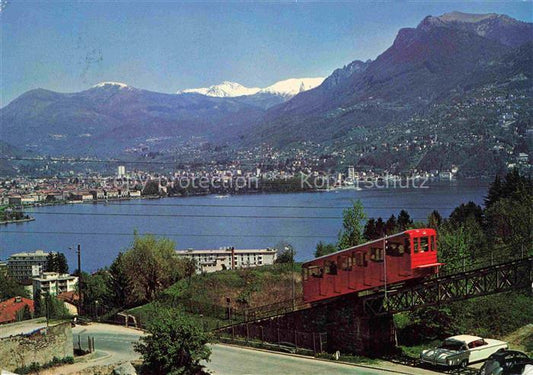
363 218 377 241
108 252 128 308
385 215 398 235
56 253 69 274
82 272 112 317
121 234 181 304
427 210 442 229
45 252 69 273
484 175 503 208
448 202 483 229
40 292 71 320
314 241 337 258
274 241 295 264
178 258 197 285
142 180 160 196
397 210 413 231
338 200 367 249
0 273 29 300
45 253 57 272
134 307 211 375
438 217 487 269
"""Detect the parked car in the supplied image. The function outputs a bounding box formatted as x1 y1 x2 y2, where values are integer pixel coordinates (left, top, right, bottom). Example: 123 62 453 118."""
479 349 533 375
420 335 508 368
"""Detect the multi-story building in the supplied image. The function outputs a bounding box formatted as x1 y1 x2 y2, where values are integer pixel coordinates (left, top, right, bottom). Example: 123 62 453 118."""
7 250 50 281
175 247 277 273
32 272 78 299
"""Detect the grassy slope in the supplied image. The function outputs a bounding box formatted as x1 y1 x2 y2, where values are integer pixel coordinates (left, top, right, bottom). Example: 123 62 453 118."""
129 263 302 329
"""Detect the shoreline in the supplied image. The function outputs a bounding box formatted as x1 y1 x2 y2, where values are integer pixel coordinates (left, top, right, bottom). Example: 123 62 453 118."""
0 217 35 225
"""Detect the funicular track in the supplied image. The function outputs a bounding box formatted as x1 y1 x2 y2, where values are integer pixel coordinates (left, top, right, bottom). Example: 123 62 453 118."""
215 255 533 331
362 255 533 315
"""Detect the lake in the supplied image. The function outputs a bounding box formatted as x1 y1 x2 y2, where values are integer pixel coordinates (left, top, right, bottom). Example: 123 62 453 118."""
0 181 489 272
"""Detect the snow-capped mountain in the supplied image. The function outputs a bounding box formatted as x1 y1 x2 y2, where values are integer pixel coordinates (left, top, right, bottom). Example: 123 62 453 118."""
178 77 325 99
178 81 260 97
258 77 325 98
92 81 131 89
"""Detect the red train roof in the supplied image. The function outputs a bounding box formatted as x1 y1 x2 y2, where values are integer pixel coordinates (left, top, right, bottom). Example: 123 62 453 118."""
303 228 437 266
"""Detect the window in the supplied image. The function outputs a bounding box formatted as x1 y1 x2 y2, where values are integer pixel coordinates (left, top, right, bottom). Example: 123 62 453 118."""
413 238 419 253
468 339 487 349
404 238 411 254
326 261 337 275
302 267 309 281
386 242 405 257
344 255 353 271
420 237 429 252
370 247 384 262
355 252 367 267
309 266 323 278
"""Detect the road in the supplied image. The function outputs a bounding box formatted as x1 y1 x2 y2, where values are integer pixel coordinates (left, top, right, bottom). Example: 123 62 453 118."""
40 323 144 375
205 344 447 375
44 323 447 375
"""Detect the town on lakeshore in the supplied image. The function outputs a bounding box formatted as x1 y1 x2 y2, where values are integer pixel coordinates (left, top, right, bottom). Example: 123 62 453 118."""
1 3 532 375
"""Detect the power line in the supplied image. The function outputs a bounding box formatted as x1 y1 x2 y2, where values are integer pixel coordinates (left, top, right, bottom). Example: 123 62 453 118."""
0 230 336 239
23 211 430 222
26 211 343 220
28 201 464 210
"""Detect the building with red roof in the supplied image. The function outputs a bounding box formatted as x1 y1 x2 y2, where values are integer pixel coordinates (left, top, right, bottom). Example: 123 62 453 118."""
0 296 34 325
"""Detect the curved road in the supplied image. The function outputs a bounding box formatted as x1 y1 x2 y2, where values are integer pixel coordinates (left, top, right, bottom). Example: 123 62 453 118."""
46 323 443 375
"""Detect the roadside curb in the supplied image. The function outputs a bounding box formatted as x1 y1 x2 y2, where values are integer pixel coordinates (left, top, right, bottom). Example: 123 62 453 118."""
215 342 440 375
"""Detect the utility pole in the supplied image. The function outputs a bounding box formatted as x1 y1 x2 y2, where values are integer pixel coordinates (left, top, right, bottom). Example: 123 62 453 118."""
290 246 295 310
71 244 82 315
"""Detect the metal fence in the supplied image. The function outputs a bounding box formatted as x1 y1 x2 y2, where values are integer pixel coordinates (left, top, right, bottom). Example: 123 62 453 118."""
216 324 327 354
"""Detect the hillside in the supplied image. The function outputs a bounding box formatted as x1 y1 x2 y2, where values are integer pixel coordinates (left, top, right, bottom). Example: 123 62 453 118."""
129 263 301 329
1 11 531 174
0 83 264 156
244 12 533 148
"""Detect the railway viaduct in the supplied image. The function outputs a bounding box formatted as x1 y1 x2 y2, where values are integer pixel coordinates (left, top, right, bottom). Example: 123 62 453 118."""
217 255 533 355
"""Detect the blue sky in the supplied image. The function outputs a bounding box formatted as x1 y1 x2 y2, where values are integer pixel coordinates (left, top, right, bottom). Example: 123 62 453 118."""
1 1 532 106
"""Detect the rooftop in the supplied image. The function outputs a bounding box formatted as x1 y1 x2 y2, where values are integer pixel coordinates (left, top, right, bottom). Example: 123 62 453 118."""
0 296 34 325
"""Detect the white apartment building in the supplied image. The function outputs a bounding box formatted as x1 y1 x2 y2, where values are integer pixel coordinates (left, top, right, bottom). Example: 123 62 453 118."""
7 250 51 281
32 272 78 298
175 247 278 273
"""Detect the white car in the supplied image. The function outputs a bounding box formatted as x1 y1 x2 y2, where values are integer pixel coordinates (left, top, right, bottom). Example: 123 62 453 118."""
420 335 508 368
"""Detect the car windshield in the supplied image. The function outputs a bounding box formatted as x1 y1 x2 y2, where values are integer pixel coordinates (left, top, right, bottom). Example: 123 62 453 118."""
439 340 464 351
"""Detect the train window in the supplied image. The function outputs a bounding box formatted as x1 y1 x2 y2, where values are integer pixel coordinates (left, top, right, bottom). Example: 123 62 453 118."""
386 242 405 256
405 238 411 254
310 266 323 278
344 256 353 271
302 268 308 281
327 261 338 275
370 247 384 262
420 237 429 252
355 252 367 267
413 238 419 253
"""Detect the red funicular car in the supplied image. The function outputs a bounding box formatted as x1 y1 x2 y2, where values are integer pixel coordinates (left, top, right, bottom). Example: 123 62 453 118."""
302 229 442 303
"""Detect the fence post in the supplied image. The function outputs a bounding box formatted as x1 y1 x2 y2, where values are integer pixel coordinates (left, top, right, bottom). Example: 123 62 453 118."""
232 326 235 342
246 323 249 342
319 333 323 353
87 336 91 353
277 328 280 348
294 330 298 349
92 337 95 352
313 333 316 354
78 334 81 351
260 326 264 342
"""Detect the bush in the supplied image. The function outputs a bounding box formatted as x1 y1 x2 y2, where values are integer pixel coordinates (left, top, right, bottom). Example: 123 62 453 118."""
134 306 211 375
